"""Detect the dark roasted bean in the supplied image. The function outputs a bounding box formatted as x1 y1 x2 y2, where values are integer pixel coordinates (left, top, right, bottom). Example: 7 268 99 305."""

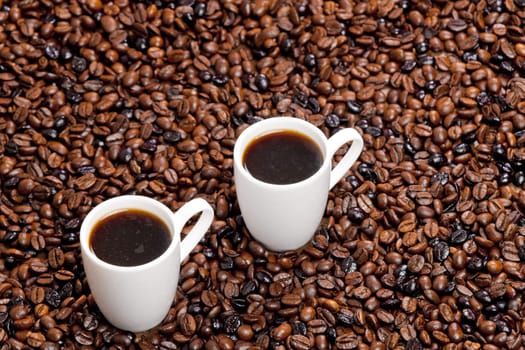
433 241 450 262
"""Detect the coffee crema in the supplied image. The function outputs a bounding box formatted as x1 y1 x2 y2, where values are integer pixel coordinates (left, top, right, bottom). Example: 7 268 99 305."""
89 209 171 266
242 130 323 185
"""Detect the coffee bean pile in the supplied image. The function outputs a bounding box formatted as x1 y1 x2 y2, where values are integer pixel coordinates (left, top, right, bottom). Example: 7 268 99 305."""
1 0 525 349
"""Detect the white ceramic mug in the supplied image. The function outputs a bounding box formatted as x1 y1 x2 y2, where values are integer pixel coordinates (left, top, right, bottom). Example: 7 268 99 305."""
234 117 364 251
80 195 214 332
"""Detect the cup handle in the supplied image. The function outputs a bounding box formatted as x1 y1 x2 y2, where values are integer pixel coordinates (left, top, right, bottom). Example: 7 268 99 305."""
326 128 364 190
174 198 214 261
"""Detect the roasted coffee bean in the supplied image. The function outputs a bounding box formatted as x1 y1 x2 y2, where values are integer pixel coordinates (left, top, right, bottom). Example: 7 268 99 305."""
71 56 87 73
346 101 362 114
292 321 307 336
254 74 269 92
44 290 61 308
401 60 417 72
358 163 377 182
223 315 241 334
45 44 60 59
347 207 366 223
289 334 311 350
335 333 358 349
304 54 317 68
341 257 357 273
407 255 425 273
337 309 354 326
450 228 468 244
433 241 450 262
406 338 423 350
467 256 485 271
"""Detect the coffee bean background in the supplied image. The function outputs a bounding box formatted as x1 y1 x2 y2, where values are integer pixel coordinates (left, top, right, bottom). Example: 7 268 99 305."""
0 0 525 349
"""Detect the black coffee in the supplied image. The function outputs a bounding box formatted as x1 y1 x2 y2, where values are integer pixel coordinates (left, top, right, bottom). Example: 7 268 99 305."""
242 130 323 184
90 209 171 266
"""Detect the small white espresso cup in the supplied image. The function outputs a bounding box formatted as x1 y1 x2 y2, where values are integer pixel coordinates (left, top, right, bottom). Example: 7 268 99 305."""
80 195 213 332
234 117 364 251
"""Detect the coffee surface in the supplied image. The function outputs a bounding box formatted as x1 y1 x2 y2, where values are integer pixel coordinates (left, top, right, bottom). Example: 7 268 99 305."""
90 209 171 266
242 130 323 185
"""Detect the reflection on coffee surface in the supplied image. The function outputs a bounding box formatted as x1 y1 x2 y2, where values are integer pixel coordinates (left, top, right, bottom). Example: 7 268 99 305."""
90 209 171 266
242 130 323 185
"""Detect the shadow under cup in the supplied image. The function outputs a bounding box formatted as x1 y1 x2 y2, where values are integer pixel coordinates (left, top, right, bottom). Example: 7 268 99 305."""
233 118 334 252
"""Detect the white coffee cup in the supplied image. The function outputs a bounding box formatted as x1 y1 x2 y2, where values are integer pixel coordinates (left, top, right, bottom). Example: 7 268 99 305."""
234 117 364 251
80 195 214 332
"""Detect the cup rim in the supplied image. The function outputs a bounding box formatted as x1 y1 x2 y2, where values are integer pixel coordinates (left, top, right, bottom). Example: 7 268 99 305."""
80 195 179 272
233 116 330 189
